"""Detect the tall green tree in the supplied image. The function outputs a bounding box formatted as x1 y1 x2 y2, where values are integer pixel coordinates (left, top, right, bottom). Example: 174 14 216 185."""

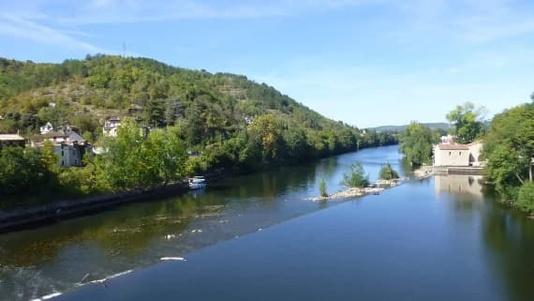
247 114 285 163
399 122 437 166
0 147 48 196
144 99 166 128
446 102 485 143
96 118 146 190
483 103 534 198
142 127 186 186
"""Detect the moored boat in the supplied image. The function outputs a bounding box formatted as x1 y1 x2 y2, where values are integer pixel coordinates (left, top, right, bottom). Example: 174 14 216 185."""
188 176 207 190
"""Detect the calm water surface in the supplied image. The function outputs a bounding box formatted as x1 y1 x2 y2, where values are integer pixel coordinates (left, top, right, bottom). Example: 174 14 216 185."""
1 145 534 300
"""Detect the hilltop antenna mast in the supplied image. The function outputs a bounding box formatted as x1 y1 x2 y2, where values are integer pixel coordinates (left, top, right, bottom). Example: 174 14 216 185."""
122 42 127 57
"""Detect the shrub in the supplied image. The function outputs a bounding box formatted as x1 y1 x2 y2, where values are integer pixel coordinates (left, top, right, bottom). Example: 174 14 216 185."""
319 178 328 197
517 182 534 214
343 162 369 188
379 163 399 180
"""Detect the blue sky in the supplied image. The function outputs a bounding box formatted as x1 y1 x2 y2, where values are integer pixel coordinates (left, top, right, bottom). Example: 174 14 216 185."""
1 0 533 128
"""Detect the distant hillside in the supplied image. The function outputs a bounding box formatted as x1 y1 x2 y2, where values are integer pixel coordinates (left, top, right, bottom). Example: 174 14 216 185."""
369 122 450 133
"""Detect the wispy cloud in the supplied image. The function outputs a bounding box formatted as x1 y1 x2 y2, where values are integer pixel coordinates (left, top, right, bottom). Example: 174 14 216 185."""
0 13 103 53
3 0 379 25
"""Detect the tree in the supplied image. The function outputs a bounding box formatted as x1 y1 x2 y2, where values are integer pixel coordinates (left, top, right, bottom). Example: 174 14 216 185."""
0 147 48 196
96 118 145 190
446 102 485 144
379 163 399 180
165 99 183 125
517 182 534 214
483 103 534 199
247 114 285 163
343 162 369 188
41 140 59 173
144 99 166 128
399 122 437 166
142 127 186 186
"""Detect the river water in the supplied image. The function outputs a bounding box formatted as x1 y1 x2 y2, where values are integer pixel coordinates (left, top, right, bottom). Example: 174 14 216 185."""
1 145 533 300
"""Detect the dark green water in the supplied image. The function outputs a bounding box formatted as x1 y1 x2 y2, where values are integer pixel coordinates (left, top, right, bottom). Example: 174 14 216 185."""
1 146 534 300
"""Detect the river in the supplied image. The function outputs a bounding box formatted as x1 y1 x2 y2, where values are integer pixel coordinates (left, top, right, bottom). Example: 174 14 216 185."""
1 145 533 300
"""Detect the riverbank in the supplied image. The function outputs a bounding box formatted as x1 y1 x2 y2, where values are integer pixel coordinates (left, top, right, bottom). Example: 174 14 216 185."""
0 183 187 233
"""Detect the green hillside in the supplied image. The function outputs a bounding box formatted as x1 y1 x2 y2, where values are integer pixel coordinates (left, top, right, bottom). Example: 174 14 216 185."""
0 55 396 199
0 55 396 156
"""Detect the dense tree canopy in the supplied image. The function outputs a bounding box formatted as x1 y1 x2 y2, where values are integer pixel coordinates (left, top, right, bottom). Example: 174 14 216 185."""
483 103 534 203
446 102 485 144
399 122 438 166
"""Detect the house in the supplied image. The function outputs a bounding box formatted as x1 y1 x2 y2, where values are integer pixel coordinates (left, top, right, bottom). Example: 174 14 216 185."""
433 141 484 167
53 143 85 167
103 117 121 137
40 122 54 134
33 128 89 167
0 134 25 148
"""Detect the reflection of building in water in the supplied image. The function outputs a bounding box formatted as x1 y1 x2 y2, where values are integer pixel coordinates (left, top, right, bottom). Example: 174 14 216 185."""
435 175 484 200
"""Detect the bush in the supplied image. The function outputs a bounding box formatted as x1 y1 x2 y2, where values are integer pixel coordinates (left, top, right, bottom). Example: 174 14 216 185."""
319 178 328 197
379 163 399 180
517 182 534 213
343 162 369 188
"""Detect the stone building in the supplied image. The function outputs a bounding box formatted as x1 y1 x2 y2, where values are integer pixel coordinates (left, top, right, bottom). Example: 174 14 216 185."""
433 141 484 167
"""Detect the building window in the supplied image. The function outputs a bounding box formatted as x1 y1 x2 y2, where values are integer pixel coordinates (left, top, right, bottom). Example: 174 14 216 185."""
449 152 451 156
459 152 462 156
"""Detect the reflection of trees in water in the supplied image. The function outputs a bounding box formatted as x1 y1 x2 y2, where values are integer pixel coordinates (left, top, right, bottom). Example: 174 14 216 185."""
316 157 339 179
0 158 331 268
481 200 534 301
217 163 319 201
399 158 414 176
0 195 228 267
441 179 534 300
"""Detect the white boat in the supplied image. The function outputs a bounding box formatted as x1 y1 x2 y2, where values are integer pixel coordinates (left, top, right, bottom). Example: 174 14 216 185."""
188 176 207 190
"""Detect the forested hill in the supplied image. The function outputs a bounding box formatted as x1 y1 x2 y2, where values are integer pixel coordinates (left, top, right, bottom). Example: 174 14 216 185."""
0 55 334 137
0 55 396 171
0 55 399 198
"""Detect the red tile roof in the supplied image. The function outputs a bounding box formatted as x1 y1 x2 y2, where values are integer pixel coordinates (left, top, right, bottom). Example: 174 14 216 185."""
437 144 469 150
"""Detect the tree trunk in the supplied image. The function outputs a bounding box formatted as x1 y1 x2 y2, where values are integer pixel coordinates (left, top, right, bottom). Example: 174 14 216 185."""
530 160 533 182
516 173 525 185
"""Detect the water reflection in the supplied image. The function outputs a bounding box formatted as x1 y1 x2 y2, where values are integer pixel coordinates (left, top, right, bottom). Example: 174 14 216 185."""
437 175 534 301
435 175 484 200
481 200 534 301
0 146 402 300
